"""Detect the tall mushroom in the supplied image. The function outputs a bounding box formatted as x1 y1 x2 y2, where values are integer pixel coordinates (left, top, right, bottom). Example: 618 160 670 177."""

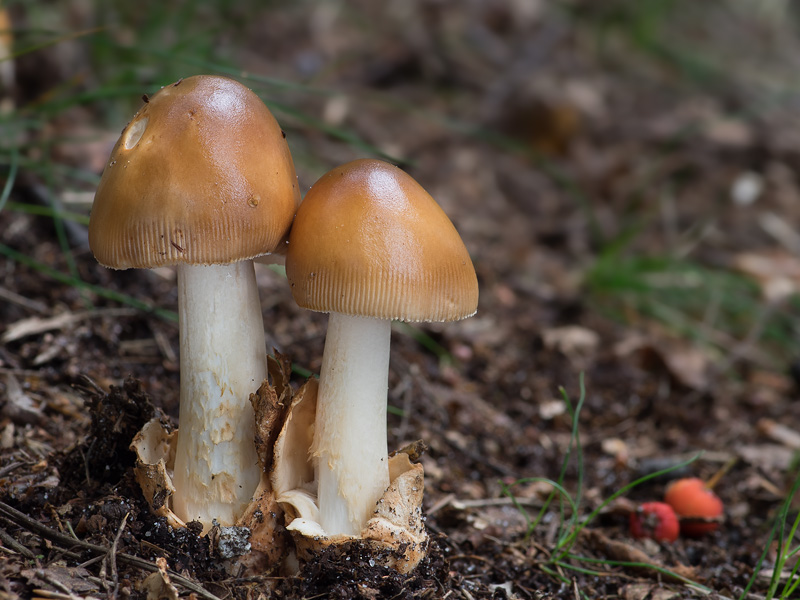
285 158 478 536
89 75 300 531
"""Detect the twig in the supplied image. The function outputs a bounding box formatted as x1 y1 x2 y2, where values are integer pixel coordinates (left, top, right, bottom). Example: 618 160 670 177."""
0 461 24 477
0 367 45 377
75 374 108 396
32 590 82 600
705 456 738 490
2 308 138 343
0 525 38 559
426 493 455 517
110 512 128 597
758 419 800 450
0 501 221 600
77 555 105 569
0 285 48 313
451 496 545 511
759 211 800 255
99 512 127 598
78 445 92 489
34 568 100 600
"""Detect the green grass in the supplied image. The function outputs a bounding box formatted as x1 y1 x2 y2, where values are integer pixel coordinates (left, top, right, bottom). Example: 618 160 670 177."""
586 248 800 372
742 471 800 600
502 374 710 597
503 374 800 598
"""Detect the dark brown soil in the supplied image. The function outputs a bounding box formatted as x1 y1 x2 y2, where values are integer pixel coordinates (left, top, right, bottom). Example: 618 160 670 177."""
2 2 800 599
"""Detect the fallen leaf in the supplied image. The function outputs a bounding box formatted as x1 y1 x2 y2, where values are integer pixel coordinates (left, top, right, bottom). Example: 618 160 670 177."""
2 312 80 343
583 528 655 563
601 437 628 458
733 249 800 302
703 116 754 148
614 334 709 390
22 564 100 598
758 418 800 449
622 583 654 600
2 374 42 425
651 588 684 600
738 443 795 473
542 325 600 362
538 398 566 420
142 557 179 600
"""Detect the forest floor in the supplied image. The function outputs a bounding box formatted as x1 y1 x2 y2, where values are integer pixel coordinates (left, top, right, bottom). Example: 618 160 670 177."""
1 2 800 599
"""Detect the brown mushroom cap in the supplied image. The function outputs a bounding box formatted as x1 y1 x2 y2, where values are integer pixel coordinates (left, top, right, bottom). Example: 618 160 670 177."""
286 159 478 323
89 75 300 269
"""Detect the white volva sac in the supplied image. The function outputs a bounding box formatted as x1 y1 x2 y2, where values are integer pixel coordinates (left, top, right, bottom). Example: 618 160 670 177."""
171 262 266 530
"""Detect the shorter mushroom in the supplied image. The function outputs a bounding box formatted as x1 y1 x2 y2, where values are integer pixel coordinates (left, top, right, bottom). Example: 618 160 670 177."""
284 158 478 538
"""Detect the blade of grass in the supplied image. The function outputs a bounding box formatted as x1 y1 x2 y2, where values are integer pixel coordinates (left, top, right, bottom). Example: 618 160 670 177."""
766 471 800 598
40 166 83 304
501 477 580 536
782 545 800 599
5 201 90 225
392 321 453 365
567 555 712 592
556 374 586 548
0 243 177 322
142 50 335 96
0 148 18 212
266 99 405 164
500 376 586 540
8 26 104 62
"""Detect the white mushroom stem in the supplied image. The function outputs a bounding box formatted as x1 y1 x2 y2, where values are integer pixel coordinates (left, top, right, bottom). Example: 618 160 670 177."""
313 313 392 536
171 262 266 532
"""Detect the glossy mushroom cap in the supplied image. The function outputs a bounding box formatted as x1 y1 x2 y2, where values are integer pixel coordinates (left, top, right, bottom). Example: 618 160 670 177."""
286 159 478 323
89 75 300 269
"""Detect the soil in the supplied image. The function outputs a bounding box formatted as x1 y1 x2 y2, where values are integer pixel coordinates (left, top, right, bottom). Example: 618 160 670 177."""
2 2 800 599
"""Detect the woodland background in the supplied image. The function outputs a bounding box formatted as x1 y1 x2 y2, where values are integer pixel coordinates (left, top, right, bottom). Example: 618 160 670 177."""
1 1 800 598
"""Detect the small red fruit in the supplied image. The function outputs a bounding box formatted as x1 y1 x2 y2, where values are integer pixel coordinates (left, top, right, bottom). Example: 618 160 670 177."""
664 477 724 536
629 502 679 542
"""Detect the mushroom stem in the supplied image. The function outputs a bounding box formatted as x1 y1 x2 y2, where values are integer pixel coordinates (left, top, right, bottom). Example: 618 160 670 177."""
172 262 266 531
314 313 391 536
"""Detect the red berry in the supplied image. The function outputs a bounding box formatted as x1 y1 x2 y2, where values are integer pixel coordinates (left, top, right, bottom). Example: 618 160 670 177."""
629 502 679 542
664 477 724 536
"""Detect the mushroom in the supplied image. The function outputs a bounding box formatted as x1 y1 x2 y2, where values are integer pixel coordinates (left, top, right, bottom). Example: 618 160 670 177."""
285 158 478 536
89 75 300 531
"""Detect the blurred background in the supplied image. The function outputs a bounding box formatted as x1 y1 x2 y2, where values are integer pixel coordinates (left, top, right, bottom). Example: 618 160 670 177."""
1 1 800 595
3 0 799 374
